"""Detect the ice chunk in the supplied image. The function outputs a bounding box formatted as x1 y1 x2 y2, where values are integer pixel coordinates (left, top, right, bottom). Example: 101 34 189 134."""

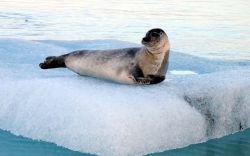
0 78 206 156
0 39 250 156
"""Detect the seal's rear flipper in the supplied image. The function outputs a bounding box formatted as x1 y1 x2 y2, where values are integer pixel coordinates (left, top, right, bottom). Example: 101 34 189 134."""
39 56 66 69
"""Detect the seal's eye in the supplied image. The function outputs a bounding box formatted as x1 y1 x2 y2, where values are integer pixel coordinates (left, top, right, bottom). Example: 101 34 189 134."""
152 32 160 37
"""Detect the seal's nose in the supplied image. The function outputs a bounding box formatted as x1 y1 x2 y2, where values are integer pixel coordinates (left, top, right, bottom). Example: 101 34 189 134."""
143 37 150 42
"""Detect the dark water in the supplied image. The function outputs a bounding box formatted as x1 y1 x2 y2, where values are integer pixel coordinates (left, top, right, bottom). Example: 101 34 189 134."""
148 128 250 156
0 129 93 156
1 128 250 156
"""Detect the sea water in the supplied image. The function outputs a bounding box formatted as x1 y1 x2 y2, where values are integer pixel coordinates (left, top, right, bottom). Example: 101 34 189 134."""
0 0 250 156
0 0 249 60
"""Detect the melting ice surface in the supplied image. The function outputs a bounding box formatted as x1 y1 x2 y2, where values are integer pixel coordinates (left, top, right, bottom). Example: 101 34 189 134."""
0 39 250 156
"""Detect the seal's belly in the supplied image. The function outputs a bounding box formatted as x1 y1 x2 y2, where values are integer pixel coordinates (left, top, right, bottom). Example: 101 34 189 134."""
65 55 134 84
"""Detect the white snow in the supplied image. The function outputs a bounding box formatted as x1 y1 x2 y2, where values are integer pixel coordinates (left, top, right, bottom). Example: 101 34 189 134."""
0 38 250 156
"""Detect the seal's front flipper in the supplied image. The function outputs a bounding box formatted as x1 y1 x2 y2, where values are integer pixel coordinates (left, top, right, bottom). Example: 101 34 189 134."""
135 75 165 84
148 75 165 84
39 56 66 69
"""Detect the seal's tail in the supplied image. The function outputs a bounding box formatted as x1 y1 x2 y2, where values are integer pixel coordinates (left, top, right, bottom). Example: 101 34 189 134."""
39 56 66 69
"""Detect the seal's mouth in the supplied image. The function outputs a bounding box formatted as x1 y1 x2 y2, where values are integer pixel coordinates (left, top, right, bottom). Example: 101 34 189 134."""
141 35 158 46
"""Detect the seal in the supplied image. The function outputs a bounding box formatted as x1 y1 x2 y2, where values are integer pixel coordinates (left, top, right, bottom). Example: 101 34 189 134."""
39 28 170 84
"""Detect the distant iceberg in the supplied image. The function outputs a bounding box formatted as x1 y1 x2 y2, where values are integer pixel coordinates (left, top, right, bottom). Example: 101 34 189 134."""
0 38 250 156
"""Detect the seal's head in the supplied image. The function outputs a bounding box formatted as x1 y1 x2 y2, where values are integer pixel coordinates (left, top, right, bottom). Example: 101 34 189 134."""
141 28 169 52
